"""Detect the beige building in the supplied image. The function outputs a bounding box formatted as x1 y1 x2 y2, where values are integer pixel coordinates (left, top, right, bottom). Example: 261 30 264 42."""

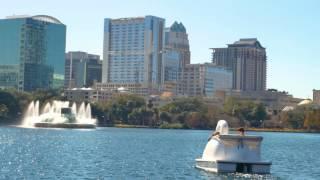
211 38 267 91
94 82 151 97
313 89 320 104
102 16 165 92
178 63 232 97
64 88 113 102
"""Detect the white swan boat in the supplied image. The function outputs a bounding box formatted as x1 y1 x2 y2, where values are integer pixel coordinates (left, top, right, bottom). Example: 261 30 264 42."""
196 120 271 174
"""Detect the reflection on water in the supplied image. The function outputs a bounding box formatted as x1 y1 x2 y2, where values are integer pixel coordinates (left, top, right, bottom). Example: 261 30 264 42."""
0 126 319 179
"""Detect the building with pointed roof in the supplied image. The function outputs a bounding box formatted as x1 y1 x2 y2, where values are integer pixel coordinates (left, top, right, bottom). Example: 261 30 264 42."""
164 21 190 66
169 21 186 33
162 21 191 94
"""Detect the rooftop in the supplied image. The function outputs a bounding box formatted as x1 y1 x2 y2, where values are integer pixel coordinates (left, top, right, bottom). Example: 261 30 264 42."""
5 15 63 24
108 15 163 22
228 38 265 49
169 21 186 33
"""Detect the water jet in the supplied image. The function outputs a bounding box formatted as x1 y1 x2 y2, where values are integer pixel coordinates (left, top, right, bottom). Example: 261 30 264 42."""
23 100 96 129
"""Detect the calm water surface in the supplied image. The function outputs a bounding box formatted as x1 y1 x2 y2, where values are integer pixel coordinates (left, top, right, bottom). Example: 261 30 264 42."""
0 126 319 179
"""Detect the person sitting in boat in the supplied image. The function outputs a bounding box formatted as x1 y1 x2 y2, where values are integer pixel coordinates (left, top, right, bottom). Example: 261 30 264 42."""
208 131 220 141
237 127 245 136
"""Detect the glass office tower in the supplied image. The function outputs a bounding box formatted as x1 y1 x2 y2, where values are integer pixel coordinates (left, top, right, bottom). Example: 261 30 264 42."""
0 15 66 91
64 51 102 89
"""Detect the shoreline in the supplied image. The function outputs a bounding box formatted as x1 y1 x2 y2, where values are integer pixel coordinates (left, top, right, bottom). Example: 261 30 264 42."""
242 127 320 133
109 124 320 133
2 122 320 133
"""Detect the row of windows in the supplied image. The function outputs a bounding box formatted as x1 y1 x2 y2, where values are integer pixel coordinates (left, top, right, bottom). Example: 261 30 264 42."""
110 41 144 44
110 33 144 38
110 60 144 63
110 61 144 64
110 44 144 47
110 45 144 49
110 55 144 59
110 35 144 39
110 41 144 46
109 71 144 75
110 79 144 83
111 24 144 29
111 28 144 32
110 38 144 43
110 30 144 34
109 66 144 69
110 48 144 51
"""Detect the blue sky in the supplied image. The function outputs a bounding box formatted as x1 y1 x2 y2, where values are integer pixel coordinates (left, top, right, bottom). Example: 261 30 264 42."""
1 0 319 98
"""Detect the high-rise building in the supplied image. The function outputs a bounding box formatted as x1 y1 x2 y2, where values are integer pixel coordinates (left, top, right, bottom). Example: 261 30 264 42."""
211 38 266 91
178 63 232 97
164 21 190 66
313 89 320 104
64 51 102 88
163 50 181 83
0 15 66 91
162 21 190 94
102 16 165 93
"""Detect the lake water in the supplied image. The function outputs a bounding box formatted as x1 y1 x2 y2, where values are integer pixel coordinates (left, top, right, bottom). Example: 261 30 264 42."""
0 126 319 179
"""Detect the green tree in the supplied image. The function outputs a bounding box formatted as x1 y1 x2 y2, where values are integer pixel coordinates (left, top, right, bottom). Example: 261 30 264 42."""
102 94 146 124
249 103 268 127
0 104 9 119
152 108 159 127
224 97 267 127
159 111 171 123
185 112 208 129
281 108 304 129
128 108 143 125
161 97 207 114
304 109 320 130
0 90 20 118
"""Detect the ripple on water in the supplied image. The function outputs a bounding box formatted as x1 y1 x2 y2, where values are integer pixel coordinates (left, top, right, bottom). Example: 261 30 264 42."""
0 127 319 179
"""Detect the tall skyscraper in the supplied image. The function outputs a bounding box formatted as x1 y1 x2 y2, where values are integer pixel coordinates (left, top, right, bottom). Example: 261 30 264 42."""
211 38 267 91
0 15 66 91
64 51 102 89
164 21 190 66
102 16 165 93
162 21 190 94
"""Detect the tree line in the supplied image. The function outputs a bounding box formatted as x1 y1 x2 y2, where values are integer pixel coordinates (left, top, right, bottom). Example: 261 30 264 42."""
92 95 269 129
279 105 320 130
5 89 320 130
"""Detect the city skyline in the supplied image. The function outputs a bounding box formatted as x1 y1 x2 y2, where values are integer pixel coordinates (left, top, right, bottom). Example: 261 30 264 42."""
1 0 320 98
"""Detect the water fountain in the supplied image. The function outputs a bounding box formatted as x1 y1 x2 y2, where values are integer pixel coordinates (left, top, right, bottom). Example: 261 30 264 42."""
23 100 96 129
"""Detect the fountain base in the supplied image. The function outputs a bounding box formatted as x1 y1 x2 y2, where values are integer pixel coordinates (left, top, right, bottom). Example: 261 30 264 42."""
34 122 96 129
